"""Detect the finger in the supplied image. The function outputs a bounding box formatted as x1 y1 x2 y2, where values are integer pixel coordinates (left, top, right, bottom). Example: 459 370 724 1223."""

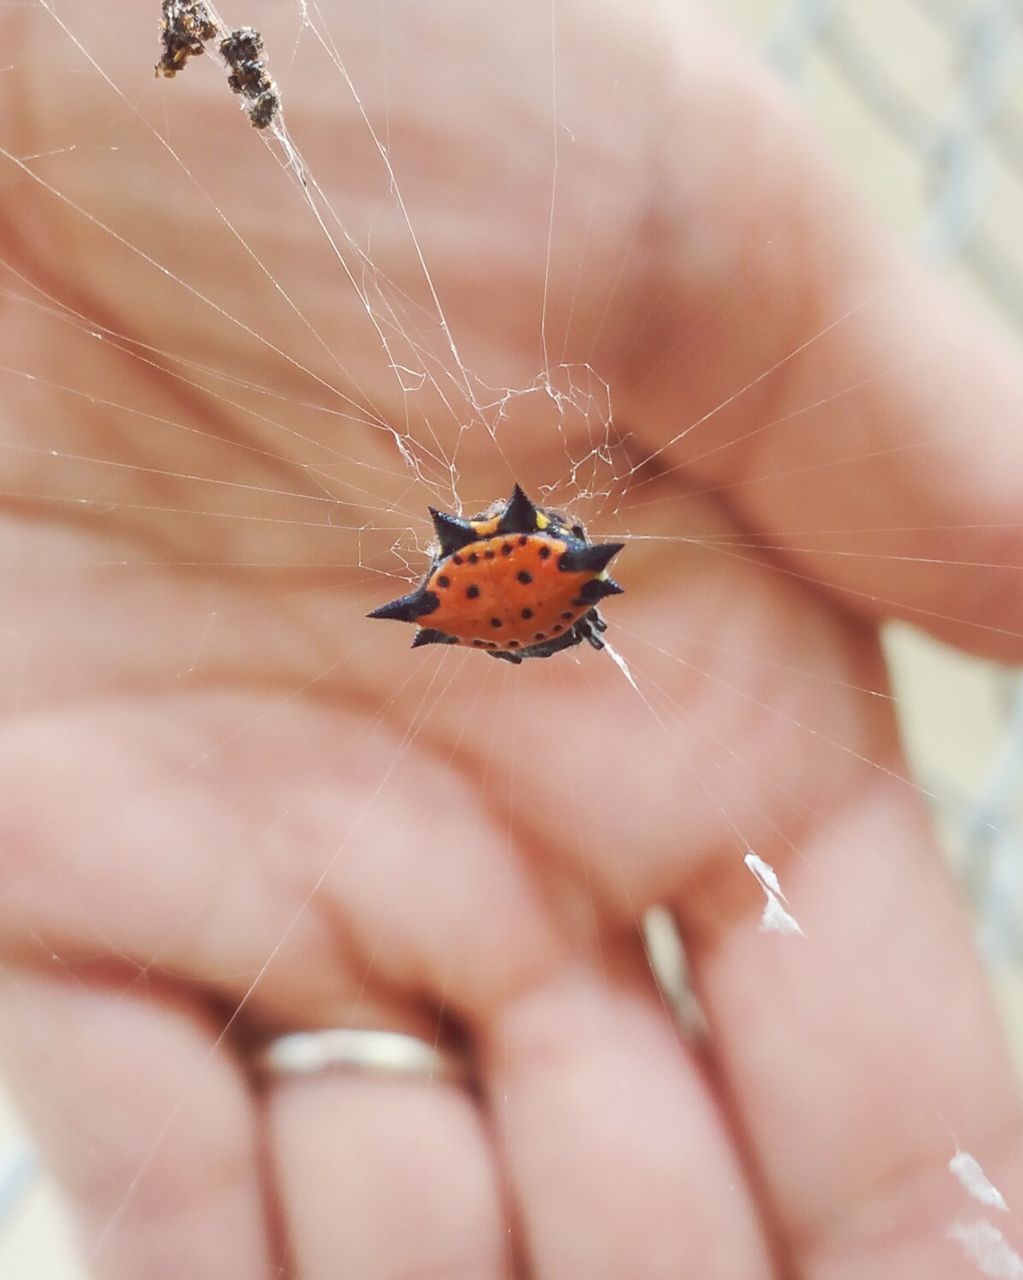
674 763 1023 1277
483 945 777 1279
267 1068 509 1279
618 3 1023 657
0 692 563 1027
0 968 272 1280
0 693 562 1274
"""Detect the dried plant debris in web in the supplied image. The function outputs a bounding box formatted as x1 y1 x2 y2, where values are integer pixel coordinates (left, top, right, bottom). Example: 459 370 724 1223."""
220 28 281 130
155 1 217 77
155 2 281 130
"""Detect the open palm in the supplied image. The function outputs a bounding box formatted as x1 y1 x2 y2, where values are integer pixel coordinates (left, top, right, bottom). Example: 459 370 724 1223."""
1 2 1022 1277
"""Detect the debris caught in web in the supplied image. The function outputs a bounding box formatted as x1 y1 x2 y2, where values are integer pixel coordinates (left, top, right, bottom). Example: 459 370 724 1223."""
948 1220 1023 1279
949 1151 1009 1213
155 0 217 78
219 28 281 131
155 2 281 130
744 851 805 937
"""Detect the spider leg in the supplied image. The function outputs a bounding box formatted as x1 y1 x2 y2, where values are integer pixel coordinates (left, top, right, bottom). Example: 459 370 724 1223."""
489 649 524 664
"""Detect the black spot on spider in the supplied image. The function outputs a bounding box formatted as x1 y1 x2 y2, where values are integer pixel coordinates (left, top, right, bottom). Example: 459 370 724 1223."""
485 641 498 649
490 617 503 629
508 641 520 648
561 611 573 621
538 545 551 560
517 570 533 585
521 608 534 620
534 632 546 641
468 552 479 564
553 624 563 633
501 543 513 556
485 550 495 559
518 535 529 546
466 585 480 599
452 555 463 566
436 575 451 589
473 639 486 647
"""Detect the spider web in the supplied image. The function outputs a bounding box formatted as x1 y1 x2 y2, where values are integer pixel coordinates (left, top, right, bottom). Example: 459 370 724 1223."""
0 1 1021 1276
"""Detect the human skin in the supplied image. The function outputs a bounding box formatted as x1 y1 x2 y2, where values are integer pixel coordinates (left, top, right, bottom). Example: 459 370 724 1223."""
1 1 1023 1277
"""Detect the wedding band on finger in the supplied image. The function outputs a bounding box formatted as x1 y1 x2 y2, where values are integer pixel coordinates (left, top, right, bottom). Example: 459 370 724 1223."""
251 1028 473 1089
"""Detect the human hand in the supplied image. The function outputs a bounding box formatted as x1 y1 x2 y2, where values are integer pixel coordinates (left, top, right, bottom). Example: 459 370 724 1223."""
1 2 1022 1277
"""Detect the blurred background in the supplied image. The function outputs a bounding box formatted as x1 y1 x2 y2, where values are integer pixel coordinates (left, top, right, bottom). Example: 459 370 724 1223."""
725 0 1023 1064
731 0 1023 1074
2 0 1022 1273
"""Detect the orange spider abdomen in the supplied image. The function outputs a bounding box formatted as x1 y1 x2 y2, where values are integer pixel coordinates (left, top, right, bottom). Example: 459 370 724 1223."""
426 533 591 653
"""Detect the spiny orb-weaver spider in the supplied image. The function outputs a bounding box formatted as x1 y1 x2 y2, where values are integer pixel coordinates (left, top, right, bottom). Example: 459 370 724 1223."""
369 485 624 664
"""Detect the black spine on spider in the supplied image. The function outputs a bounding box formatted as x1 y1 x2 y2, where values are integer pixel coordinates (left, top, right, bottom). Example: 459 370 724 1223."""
367 588 441 624
428 508 479 557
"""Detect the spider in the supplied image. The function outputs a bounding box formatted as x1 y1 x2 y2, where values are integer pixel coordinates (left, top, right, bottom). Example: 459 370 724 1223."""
369 485 624 664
